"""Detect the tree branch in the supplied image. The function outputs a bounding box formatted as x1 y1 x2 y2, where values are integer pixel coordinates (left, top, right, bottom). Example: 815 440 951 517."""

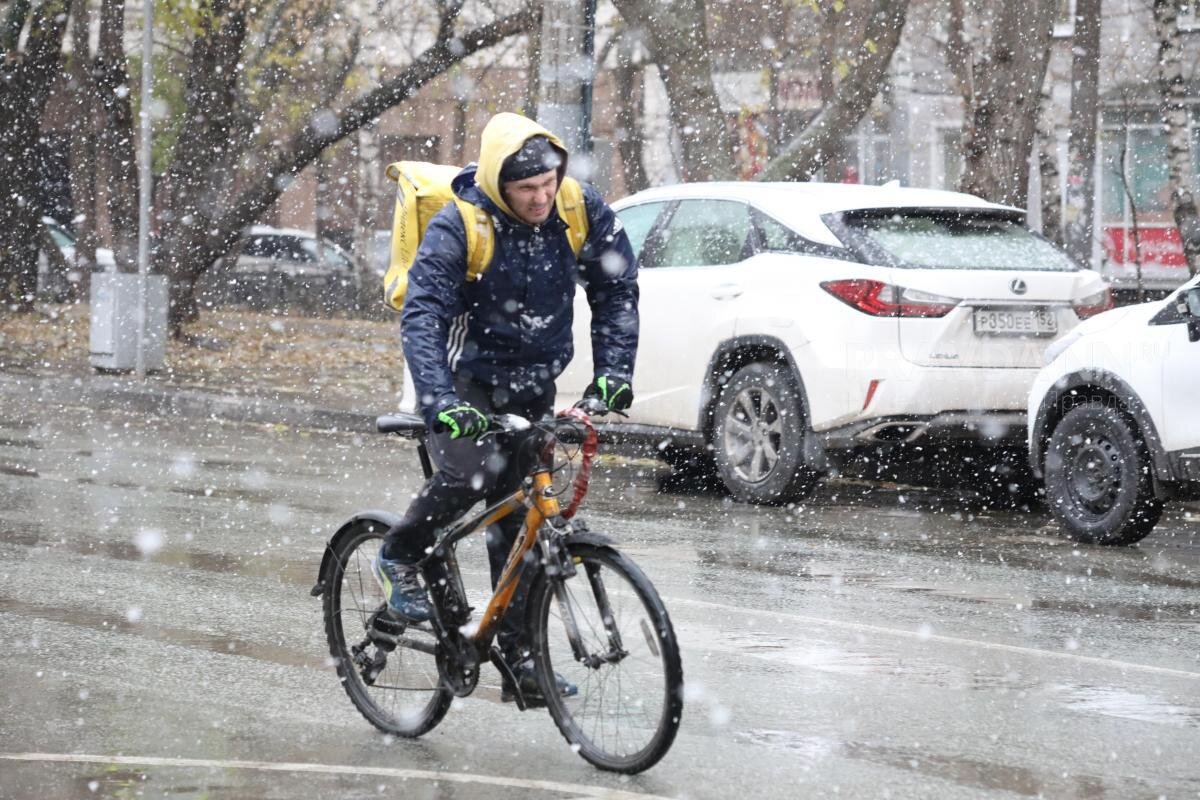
757 0 909 182
200 4 538 270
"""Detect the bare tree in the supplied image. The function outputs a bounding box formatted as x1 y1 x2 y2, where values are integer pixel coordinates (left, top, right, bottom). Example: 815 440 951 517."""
94 0 138 271
813 1 858 180
61 0 100 300
613 30 648 193
1153 0 1200 278
1037 85 1063 244
952 0 1058 206
96 0 539 332
1063 0 1101 266
0 0 71 310
758 0 909 182
610 0 733 181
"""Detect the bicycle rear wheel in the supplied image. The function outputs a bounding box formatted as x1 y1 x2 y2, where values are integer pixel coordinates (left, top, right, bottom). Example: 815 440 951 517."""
322 519 451 737
530 542 683 773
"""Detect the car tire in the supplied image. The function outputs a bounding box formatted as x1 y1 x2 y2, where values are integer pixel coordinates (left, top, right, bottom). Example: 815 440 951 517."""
1043 401 1163 545
712 362 819 505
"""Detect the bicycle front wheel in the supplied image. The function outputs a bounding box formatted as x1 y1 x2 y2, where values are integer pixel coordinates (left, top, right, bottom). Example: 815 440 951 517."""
530 542 683 773
322 519 451 737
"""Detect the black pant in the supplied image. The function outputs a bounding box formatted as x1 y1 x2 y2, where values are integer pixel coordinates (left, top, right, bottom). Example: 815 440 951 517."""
382 376 554 660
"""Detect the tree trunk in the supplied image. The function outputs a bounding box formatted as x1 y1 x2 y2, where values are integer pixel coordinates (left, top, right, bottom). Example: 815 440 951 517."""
613 34 647 194
67 0 99 300
0 0 71 311
355 120 382 312
958 0 1057 206
95 0 137 271
1063 0 1101 266
1037 86 1063 245
816 5 852 181
1153 0 1200 279
523 3 542 119
757 0 909 182
156 0 257 329
611 0 733 181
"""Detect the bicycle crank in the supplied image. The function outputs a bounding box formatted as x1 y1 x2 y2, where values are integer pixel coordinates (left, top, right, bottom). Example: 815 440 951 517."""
435 634 480 697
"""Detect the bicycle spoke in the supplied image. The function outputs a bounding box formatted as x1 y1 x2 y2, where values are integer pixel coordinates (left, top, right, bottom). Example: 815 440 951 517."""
538 546 680 771
325 525 450 738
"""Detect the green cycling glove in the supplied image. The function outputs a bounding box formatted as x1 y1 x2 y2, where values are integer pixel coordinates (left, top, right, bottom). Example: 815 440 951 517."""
583 375 634 412
435 402 490 440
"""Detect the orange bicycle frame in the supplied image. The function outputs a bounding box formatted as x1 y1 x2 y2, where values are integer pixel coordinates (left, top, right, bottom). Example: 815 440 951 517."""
419 411 596 649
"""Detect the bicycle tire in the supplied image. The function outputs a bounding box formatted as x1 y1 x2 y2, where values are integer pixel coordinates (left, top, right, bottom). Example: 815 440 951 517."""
529 542 683 773
322 519 452 737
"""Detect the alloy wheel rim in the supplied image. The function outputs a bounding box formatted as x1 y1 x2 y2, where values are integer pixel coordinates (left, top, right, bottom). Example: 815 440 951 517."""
723 386 784 484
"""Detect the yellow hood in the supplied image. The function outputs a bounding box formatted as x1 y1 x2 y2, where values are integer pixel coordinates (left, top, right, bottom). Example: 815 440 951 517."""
476 112 569 221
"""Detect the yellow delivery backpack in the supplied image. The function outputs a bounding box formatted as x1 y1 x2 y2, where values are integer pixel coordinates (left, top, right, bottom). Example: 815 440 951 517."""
383 161 589 312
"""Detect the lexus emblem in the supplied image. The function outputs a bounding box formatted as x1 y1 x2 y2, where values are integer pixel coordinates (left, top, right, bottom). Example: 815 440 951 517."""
1010 278 1028 295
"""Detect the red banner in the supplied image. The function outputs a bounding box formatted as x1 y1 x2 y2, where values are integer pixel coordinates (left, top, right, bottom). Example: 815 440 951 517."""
1102 226 1187 267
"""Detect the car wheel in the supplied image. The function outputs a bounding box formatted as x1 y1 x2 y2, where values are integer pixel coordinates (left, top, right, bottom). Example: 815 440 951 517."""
1043 401 1163 545
712 362 819 505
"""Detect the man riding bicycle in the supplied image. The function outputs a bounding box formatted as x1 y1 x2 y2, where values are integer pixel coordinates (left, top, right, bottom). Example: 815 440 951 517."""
375 112 639 703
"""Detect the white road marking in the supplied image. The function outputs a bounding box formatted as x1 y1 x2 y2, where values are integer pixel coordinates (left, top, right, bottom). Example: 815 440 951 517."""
669 596 1200 681
0 753 674 799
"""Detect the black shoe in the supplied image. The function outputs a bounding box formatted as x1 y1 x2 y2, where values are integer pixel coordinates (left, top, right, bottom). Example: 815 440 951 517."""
500 659 578 707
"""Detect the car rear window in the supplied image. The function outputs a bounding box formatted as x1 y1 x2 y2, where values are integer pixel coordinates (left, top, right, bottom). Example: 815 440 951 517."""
838 211 1078 272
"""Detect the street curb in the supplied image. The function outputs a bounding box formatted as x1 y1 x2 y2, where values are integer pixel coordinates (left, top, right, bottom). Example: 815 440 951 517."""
0 370 378 434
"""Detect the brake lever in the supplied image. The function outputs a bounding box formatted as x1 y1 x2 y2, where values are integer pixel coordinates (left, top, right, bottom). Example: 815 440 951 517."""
572 398 616 417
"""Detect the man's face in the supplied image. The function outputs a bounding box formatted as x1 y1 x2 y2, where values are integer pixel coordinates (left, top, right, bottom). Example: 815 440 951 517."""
502 169 559 226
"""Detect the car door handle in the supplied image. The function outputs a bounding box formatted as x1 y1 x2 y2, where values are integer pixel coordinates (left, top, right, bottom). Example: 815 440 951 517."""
712 283 743 301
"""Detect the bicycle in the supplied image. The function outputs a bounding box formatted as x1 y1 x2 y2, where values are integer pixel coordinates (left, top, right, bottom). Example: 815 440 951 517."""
312 404 684 773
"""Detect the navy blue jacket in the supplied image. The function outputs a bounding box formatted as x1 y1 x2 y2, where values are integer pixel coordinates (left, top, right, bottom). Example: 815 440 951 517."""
401 166 639 425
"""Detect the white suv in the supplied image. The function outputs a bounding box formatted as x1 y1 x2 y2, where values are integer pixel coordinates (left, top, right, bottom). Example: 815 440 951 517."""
1028 274 1200 545
556 182 1113 504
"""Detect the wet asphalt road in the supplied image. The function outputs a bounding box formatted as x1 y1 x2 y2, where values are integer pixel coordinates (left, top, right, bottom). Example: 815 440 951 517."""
0 392 1198 799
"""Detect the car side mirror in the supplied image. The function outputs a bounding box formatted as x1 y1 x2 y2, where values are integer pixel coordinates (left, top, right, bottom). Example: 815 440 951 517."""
1180 286 1200 342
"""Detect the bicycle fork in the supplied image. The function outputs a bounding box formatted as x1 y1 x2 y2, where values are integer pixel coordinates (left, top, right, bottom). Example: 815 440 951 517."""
548 542 628 669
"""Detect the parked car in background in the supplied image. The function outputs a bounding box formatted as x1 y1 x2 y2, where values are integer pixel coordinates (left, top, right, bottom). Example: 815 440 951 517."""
551 181 1114 504
38 216 116 301
201 225 359 314
1028 273 1200 545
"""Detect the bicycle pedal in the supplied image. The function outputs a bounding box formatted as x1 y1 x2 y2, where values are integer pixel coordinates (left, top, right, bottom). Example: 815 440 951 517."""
354 646 388 686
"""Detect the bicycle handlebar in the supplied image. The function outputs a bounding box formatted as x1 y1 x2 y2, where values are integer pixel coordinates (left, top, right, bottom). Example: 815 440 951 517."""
437 405 621 438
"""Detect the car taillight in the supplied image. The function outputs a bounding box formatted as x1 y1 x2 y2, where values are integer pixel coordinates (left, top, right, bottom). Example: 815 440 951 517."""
820 279 959 318
1072 287 1114 320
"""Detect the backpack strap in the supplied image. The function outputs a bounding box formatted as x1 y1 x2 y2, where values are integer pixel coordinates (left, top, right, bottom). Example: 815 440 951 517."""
556 177 589 258
453 198 494 281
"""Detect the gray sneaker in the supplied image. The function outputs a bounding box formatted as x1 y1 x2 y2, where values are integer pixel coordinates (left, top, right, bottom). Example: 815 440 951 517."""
372 549 433 623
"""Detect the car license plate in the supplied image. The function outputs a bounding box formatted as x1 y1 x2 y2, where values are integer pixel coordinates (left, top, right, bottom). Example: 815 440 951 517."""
972 307 1058 337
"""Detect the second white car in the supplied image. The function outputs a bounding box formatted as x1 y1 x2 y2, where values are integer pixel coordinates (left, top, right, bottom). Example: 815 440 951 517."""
1028 274 1200 545
556 181 1113 504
